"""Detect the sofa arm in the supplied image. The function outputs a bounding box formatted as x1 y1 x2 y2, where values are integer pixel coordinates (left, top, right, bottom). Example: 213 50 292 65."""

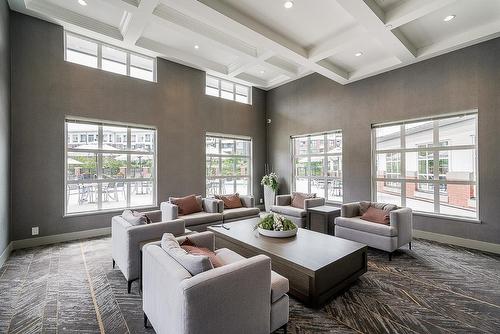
143 244 192 333
276 195 291 206
176 231 215 251
128 219 186 240
180 255 272 334
160 202 178 221
341 202 360 218
240 195 255 208
390 208 413 246
304 197 325 209
203 198 221 213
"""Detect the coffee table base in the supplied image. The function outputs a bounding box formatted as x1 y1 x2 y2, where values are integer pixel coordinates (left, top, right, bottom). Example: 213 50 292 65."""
214 236 367 307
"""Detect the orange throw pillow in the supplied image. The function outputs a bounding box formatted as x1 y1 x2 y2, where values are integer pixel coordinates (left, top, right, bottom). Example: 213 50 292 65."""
170 195 202 215
291 192 315 209
215 193 243 209
181 245 223 268
360 207 390 225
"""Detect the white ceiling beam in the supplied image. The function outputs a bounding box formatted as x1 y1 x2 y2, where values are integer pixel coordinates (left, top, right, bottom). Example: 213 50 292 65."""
308 25 368 62
121 0 159 45
135 37 228 74
336 0 417 62
234 73 267 87
25 0 123 40
105 0 139 12
385 0 457 29
227 51 274 77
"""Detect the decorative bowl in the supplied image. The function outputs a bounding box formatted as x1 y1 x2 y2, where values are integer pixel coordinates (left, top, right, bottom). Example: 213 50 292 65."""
258 227 297 238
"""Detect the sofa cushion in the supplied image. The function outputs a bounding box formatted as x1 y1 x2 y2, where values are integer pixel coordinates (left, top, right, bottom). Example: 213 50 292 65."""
291 192 316 209
215 248 245 265
335 216 397 237
170 195 203 215
161 233 213 275
215 193 243 209
271 205 307 218
271 271 289 303
183 211 223 227
223 207 260 220
360 207 390 225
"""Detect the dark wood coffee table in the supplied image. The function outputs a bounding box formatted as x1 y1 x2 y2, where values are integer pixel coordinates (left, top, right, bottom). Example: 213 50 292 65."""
208 218 367 307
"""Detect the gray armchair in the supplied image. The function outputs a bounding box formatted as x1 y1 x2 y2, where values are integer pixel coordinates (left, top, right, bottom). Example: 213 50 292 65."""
334 202 413 260
270 194 325 227
142 232 289 334
111 210 187 293
161 196 223 232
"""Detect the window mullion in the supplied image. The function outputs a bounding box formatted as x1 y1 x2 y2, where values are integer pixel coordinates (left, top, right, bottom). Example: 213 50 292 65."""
400 124 406 207
433 121 440 213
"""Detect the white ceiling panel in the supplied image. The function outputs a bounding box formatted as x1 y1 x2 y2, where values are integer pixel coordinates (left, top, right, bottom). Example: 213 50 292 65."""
325 38 392 73
399 0 500 49
142 21 240 67
215 0 357 50
8 0 500 89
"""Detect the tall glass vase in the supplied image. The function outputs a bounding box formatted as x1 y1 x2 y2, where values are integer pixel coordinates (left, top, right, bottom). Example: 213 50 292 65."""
264 186 276 212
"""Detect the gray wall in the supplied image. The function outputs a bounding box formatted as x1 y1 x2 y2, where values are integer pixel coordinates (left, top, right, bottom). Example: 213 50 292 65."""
0 1 10 254
267 38 500 245
10 13 267 241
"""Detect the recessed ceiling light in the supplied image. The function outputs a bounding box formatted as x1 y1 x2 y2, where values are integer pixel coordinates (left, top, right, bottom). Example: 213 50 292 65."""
284 1 294 9
355 52 363 57
194 45 200 50
443 15 456 22
78 0 87 6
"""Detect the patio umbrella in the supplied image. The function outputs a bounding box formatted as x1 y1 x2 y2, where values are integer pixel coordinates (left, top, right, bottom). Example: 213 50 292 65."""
67 158 83 165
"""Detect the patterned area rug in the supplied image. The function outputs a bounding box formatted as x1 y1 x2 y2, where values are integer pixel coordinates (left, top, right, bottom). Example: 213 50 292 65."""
0 236 499 333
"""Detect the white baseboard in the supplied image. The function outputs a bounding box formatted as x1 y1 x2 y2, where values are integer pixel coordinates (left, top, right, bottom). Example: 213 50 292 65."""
0 242 13 268
12 227 111 250
414 230 500 254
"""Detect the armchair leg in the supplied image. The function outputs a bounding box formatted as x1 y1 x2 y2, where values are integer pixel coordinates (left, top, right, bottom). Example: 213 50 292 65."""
388 252 393 261
409 242 412 250
112 259 115 269
143 312 149 328
127 281 132 294
279 324 287 334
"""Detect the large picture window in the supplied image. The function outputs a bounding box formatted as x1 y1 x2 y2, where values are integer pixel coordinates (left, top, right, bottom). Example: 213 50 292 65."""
65 118 156 215
372 112 478 219
291 130 343 203
206 134 252 196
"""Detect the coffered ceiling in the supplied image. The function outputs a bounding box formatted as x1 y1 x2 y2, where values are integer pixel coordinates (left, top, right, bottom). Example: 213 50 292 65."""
8 0 500 90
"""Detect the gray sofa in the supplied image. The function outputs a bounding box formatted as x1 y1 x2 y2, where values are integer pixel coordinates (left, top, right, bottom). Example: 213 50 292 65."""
142 232 289 334
270 194 325 227
335 202 413 260
111 210 187 293
218 195 261 223
161 196 222 232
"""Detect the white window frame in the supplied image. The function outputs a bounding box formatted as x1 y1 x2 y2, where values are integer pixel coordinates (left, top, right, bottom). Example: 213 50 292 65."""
64 31 157 82
291 130 343 204
205 133 253 196
371 111 479 221
64 117 157 216
205 74 252 105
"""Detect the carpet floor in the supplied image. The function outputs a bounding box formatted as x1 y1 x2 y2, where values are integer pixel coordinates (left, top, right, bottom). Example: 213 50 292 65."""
0 236 499 333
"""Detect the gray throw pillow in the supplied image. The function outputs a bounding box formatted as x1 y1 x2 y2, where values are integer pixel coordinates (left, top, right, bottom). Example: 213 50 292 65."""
121 209 145 226
161 233 213 276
